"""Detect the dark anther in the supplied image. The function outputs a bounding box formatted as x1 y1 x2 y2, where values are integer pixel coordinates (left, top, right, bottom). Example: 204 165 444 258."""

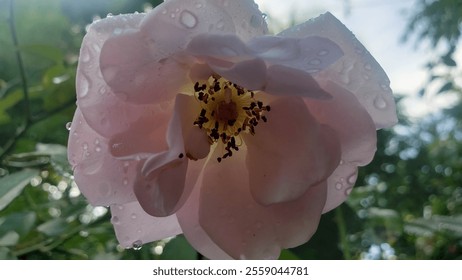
262 116 267 122
228 119 236 126
266 105 271 111
179 153 184 158
217 157 222 163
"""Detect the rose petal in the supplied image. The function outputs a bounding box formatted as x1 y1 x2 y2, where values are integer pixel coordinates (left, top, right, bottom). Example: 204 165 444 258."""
244 96 340 205
134 94 209 217
248 35 344 73
100 31 187 104
110 201 182 248
323 161 358 213
176 158 233 260
279 12 398 128
77 13 172 149
264 65 331 98
68 109 137 206
305 80 377 166
198 148 328 259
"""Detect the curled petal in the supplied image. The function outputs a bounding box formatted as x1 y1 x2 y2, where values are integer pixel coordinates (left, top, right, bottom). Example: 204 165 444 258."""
248 35 343 73
110 201 182 248
198 148 328 259
244 96 340 205
68 109 137 206
264 65 331 98
134 94 209 217
323 162 358 213
279 12 398 128
305 81 377 166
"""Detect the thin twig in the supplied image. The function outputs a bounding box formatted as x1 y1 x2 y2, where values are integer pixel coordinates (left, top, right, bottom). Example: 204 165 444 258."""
335 205 352 260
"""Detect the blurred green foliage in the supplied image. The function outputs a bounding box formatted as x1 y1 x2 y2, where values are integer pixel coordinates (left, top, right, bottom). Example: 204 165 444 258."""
0 0 461 260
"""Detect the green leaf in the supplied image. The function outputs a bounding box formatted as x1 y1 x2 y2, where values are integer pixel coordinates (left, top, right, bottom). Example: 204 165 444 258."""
438 81 454 94
19 44 64 64
37 218 68 237
0 231 20 246
161 235 197 260
0 247 17 260
442 55 457 67
0 212 36 238
0 89 23 125
0 169 39 211
279 249 300 260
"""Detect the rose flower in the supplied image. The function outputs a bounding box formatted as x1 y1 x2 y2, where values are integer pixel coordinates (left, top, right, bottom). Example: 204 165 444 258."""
67 0 397 259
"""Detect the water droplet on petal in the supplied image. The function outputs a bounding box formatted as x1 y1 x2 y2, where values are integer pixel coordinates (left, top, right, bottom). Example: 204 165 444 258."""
170 13 176 19
180 10 198 29
111 216 120 225
161 9 167 15
82 142 89 150
132 240 143 250
306 68 320 74
65 122 72 131
318 50 328 56
113 28 122 35
95 145 102 152
80 47 90 62
374 96 387 110
117 205 124 211
345 187 353 196
335 182 343 190
131 213 137 219
78 76 89 98
195 3 203 9
107 13 113 18
348 173 357 184
216 20 225 30
309 59 321 65
123 178 128 185
363 74 370 80
364 63 372 70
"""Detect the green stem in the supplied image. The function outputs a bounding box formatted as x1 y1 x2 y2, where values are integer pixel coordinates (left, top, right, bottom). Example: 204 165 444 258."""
335 205 352 260
8 0 31 124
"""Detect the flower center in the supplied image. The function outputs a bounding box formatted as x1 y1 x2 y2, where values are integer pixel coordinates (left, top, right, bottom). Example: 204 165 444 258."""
193 75 270 162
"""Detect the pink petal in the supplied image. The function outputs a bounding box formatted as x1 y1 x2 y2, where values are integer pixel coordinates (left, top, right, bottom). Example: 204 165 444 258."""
244 96 341 205
100 31 188 104
176 159 233 259
110 201 182 248
305 80 377 166
134 94 209 217
323 161 358 213
68 109 137 206
264 65 331 98
279 12 398 129
197 148 328 259
76 13 173 149
248 35 343 73
211 58 267 90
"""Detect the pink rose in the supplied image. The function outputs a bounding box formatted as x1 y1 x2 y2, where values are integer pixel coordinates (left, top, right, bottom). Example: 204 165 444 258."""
68 0 397 259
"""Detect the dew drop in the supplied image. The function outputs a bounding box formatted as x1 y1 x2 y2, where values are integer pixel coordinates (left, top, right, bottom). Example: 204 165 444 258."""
123 178 128 185
65 122 72 131
170 13 176 19
335 182 343 190
195 3 203 9
80 48 90 62
309 59 321 65
117 205 124 211
98 87 107 95
95 145 102 152
374 96 387 110
161 9 167 15
82 142 89 150
113 28 122 35
345 187 353 196
180 10 198 29
216 20 225 30
106 13 113 18
318 50 328 56
111 216 120 225
132 240 143 251
348 173 357 184
78 76 89 98
364 63 372 70
363 74 370 80
306 68 320 74
131 213 137 219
